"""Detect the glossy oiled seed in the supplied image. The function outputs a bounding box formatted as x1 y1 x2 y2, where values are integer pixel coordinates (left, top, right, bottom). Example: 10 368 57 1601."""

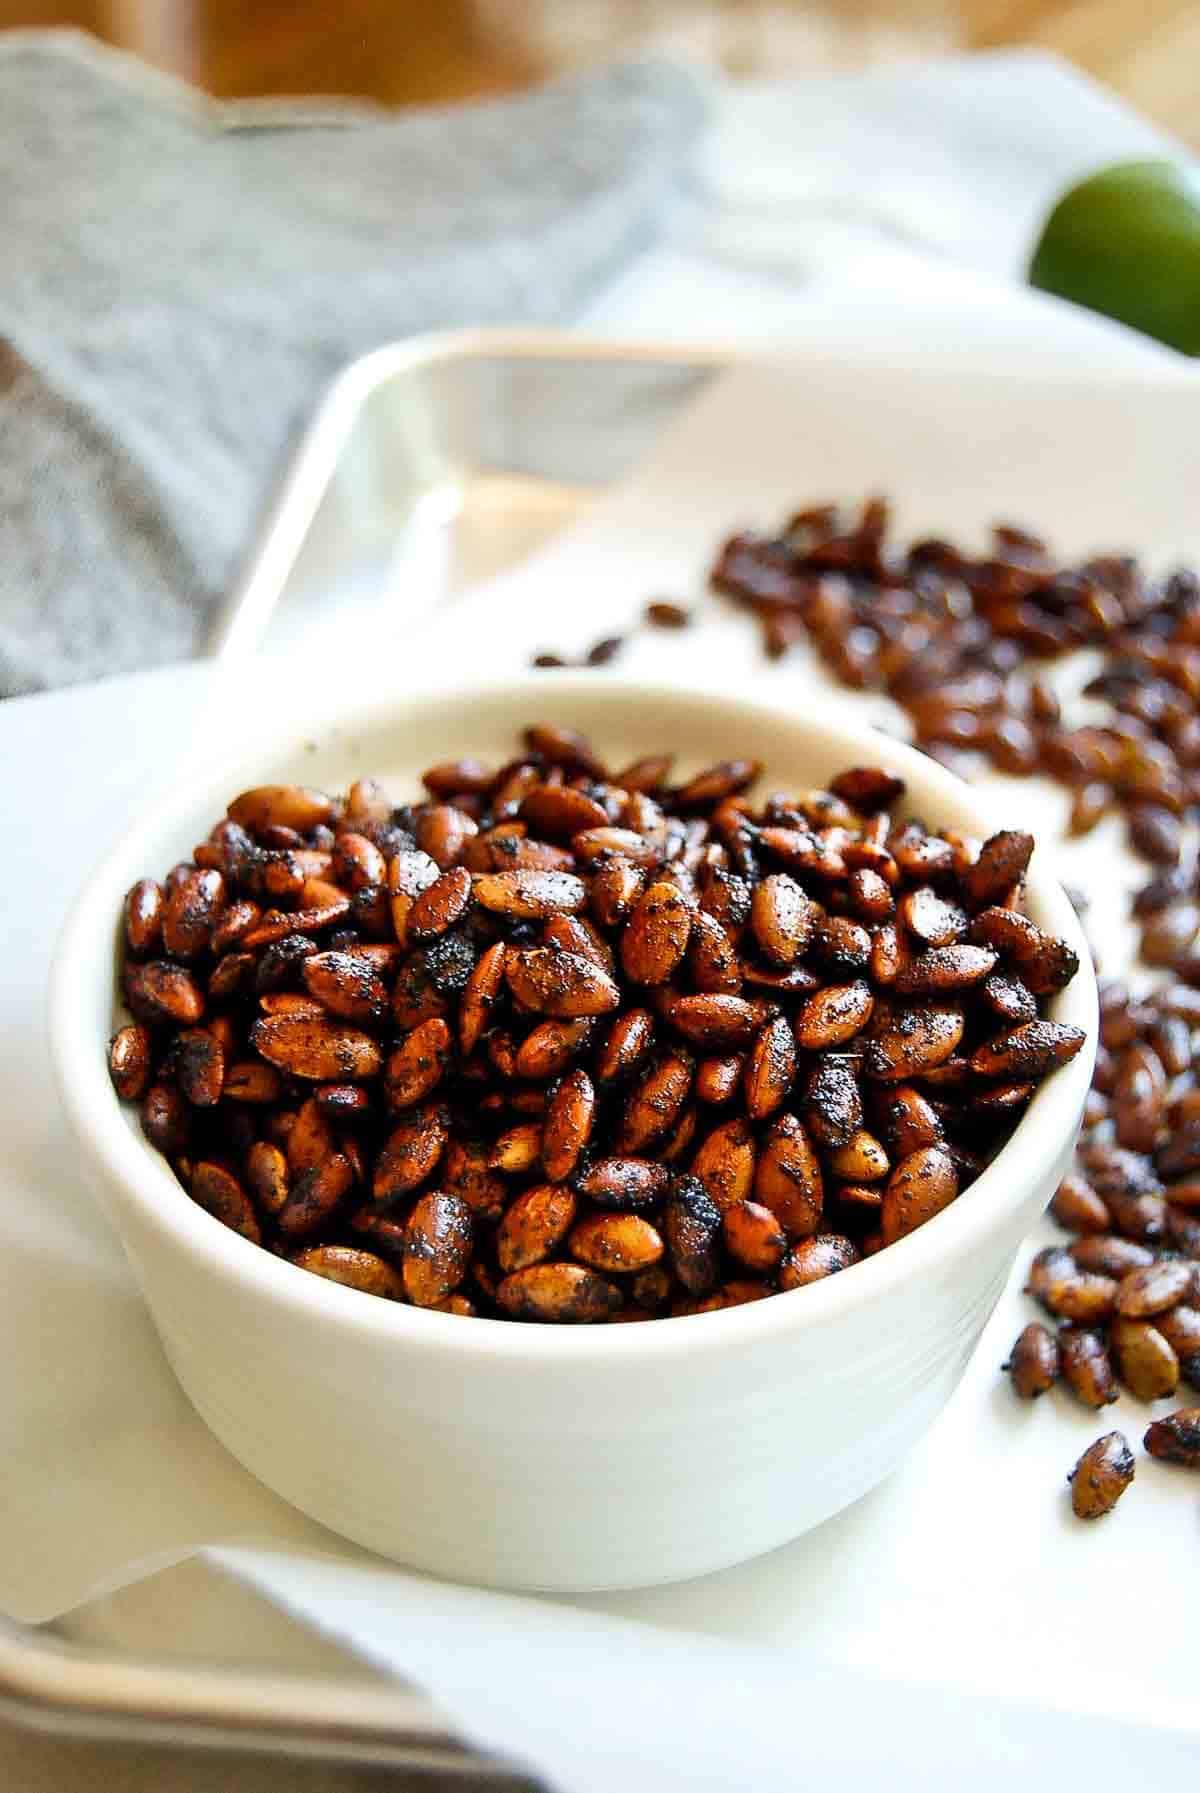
1050 1172 1111 1235
829 765 904 810
1069 1432 1135 1519
497 1184 577 1273
162 868 225 960
970 1020 1087 1080
523 723 605 775
893 945 997 995
619 1052 693 1152
518 784 609 839
621 881 693 986
506 947 620 1018
403 1192 473 1308
803 1056 863 1148
191 1161 261 1244
575 1156 670 1211
589 857 645 928
124 878 165 957
472 869 588 919
880 1147 958 1245
415 805 478 870
1059 1327 1119 1408
619 749 675 786
407 866 472 941
458 942 507 1056
675 758 761 808
542 1068 595 1181
374 1104 449 1202
387 848 440 946
569 1213 665 1275
302 951 387 1025
1156 1123 1200 1180
175 1028 225 1107
277 1154 354 1239
593 1008 655 1084
663 1176 721 1293
743 1017 796 1121
228 784 333 836
815 916 871 974
384 1019 452 1108
259 992 325 1021
828 1129 889 1183
794 981 874 1050
847 867 894 923
571 826 660 869
1070 1235 1154 1278
1143 1407 1200 1466
969 908 1080 997
497 1262 622 1323
692 1047 739 1104
1106 1190 1170 1244
723 1200 786 1273
898 887 968 949
779 1234 859 1288
750 874 814 966
441 1139 506 1220
1110 1314 1179 1401
880 1085 942 1157
125 960 205 1026
1027 1248 1117 1322
108 1024 152 1101
331 832 387 891
251 1013 382 1082
864 1006 964 1080
1115 1260 1194 1318
1112 1041 1166 1153
293 1245 405 1301
1156 1303 1200 1366
112 727 1086 1324
1003 1322 1060 1398
509 1017 586 1082
489 1121 542 1174
964 830 1034 909
246 1141 289 1214
981 974 1037 1025
691 1116 756 1213
754 1113 823 1237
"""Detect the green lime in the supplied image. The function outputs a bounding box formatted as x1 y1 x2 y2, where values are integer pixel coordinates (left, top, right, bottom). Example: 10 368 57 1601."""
1029 159 1200 354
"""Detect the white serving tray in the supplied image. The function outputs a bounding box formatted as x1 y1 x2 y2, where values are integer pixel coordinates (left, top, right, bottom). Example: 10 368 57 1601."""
6 324 1199 1781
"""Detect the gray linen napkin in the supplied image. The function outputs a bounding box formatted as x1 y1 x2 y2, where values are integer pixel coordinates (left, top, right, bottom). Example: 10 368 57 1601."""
0 32 706 696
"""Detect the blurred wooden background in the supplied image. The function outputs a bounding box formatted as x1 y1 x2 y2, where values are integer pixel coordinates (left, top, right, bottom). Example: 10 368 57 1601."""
2 0 1193 140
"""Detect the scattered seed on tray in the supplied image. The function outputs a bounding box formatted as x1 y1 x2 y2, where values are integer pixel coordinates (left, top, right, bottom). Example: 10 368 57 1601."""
1068 1431 1135 1518
1007 973 1200 1513
645 601 692 630
701 492 1200 1516
710 496 1200 875
586 636 625 666
108 727 1085 1322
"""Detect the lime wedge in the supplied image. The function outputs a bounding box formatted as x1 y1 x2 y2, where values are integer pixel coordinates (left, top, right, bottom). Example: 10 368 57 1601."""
1029 160 1200 354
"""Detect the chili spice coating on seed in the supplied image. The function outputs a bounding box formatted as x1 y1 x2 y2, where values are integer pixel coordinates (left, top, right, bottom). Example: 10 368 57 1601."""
1068 1432 1135 1519
108 725 1084 1320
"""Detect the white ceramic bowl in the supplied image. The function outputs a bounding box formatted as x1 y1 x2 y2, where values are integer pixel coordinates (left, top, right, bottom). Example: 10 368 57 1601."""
50 676 1096 1592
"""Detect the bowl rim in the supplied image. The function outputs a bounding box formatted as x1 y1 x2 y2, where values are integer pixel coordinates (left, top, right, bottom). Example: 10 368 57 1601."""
50 671 1097 1366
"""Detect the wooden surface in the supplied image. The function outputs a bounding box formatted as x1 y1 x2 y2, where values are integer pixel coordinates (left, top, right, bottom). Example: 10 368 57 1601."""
0 0 1192 143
